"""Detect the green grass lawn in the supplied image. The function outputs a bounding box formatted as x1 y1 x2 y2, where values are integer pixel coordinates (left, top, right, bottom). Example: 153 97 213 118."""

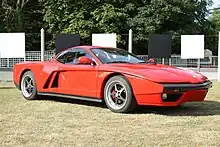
1 80 220 147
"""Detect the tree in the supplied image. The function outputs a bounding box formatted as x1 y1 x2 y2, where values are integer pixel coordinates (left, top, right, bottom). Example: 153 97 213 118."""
207 8 220 55
1 0 30 32
41 0 215 54
129 0 214 54
210 9 220 31
0 7 6 32
1 0 43 51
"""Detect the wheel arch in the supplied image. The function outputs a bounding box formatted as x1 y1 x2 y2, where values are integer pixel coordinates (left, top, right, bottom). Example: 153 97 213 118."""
101 72 133 99
19 69 31 89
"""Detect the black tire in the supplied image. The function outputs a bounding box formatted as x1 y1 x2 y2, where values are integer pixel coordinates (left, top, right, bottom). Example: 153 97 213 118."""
104 75 137 113
20 71 38 100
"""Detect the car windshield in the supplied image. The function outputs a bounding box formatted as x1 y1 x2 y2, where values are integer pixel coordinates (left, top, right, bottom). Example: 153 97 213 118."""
91 48 146 64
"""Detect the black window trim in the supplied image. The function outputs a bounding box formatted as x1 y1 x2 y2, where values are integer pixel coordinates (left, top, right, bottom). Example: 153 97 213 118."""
55 48 98 65
55 50 69 63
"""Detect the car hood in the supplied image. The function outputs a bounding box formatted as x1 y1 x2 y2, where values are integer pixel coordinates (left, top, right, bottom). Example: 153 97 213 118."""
101 63 208 83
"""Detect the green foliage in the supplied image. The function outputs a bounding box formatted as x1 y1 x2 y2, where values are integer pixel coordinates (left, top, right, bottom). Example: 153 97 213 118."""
41 0 216 54
129 0 214 54
40 0 130 49
23 0 44 51
0 0 218 54
1 0 43 50
210 9 220 31
207 9 220 55
0 7 6 32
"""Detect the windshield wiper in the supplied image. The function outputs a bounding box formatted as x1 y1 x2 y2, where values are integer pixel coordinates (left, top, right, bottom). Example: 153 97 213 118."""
106 61 132 64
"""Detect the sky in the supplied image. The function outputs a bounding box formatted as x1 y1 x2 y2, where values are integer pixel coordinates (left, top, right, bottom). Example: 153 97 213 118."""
211 0 220 9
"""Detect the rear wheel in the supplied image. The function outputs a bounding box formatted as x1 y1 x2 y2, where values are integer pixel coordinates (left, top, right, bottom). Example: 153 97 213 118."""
104 75 137 113
20 71 38 100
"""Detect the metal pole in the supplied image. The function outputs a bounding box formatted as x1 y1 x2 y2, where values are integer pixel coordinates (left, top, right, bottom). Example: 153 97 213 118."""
41 28 45 61
24 53 26 62
162 58 165 64
197 58 200 72
218 31 220 82
128 29 132 53
24 32 26 62
169 58 171 66
7 58 9 68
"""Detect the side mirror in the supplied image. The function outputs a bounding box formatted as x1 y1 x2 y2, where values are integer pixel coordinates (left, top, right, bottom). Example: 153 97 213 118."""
78 56 95 65
147 58 156 64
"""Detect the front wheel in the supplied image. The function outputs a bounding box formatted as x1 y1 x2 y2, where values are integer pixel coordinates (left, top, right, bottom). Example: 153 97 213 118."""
20 71 38 100
104 75 137 113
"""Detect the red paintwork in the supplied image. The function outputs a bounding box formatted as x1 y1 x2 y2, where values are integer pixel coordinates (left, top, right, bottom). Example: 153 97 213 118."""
13 46 211 106
134 90 207 106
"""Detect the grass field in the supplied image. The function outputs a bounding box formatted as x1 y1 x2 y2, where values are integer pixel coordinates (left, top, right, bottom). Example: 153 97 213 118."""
1 81 220 147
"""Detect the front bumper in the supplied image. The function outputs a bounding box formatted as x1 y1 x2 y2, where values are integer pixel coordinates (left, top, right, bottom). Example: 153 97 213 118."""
134 80 212 106
162 80 212 92
159 80 212 103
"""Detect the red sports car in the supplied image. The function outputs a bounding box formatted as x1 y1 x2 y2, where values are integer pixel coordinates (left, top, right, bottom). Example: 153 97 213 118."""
13 46 212 113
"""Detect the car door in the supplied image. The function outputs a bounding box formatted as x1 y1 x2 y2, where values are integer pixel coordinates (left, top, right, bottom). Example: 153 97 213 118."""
56 48 98 98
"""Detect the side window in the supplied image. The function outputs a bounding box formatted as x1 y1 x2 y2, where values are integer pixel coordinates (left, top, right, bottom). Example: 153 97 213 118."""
65 52 77 64
56 51 69 63
65 48 92 65
76 51 92 59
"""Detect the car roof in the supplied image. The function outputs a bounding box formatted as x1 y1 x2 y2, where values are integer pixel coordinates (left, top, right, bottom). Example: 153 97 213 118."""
58 45 122 56
72 45 116 50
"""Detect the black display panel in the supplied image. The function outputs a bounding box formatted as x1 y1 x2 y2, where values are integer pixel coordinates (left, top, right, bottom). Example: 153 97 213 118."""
55 34 80 54
148 34 172 58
